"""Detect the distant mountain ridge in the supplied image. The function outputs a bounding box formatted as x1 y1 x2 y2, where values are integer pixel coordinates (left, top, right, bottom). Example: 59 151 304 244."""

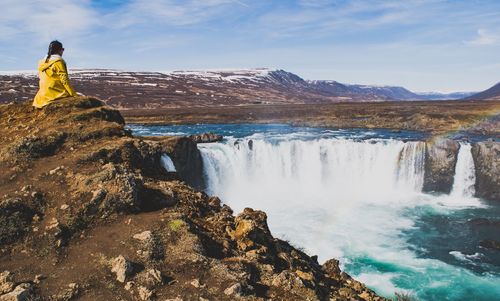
0 68 482 108
466 82 500 101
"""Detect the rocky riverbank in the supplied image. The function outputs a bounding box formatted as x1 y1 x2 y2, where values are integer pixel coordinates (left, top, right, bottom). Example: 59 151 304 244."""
121 100 500 136
0 97 386 301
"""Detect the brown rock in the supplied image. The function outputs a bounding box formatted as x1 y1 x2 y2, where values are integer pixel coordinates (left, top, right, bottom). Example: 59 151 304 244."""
423 138 459 193
0 271 14 294
137 285 153 301
233 208 273 252
295 270 314 282
271 271 304 290
136 269 163 288
472 142 499 201
223 283 242 297
323 258 342 277
111 255 134 283
188 133 223 143
0 283 32 301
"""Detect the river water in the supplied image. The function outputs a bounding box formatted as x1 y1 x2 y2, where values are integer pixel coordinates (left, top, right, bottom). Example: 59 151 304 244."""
130 124 500 301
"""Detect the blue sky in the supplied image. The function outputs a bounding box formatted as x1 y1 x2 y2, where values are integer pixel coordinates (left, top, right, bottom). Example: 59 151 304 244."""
1 0 499 92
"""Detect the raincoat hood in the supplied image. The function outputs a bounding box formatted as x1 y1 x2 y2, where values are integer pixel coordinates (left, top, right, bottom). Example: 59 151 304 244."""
38 55 63 72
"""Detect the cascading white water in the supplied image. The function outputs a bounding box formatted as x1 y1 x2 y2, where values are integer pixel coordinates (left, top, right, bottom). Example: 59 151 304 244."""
161 154 176 172
450 143 476 198
200 138 426 210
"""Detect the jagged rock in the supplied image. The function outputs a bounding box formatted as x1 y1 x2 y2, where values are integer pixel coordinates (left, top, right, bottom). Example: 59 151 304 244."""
190 279 201 288
480 239 500 251
124 281 135 291
51 283 79 301
223 283 242 296
137 285 153 301
233 208 274 252
188 133 223 143
0 271 14 294
136 269 163 288
295 270 314 282
472 142 499 201
133 231 164 260
111 255 135 283
271 271 305 290
323 258 341 277
133 231 153 241
10 132 66 158
0 283 32 301
159 137 204 189
423 138 459 193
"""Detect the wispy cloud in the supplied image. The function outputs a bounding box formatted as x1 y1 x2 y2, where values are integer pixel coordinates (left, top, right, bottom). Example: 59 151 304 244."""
465 29 498 45
0 0 499 91
106 0 242 28
0 0 97 42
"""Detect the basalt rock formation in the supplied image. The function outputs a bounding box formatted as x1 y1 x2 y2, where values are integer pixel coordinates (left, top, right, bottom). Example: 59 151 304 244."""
423 138 460 194
0 97 385 301
472 142 500 201
189 133 223 144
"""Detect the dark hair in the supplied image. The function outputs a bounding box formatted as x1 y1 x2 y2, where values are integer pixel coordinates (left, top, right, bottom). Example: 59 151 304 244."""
45 40 63 63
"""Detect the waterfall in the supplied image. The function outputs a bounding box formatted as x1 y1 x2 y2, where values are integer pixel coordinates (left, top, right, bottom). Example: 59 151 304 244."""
450 143 476 198
199 138 426 211
161 154 176 172
131 125 499 301
397 142 426 192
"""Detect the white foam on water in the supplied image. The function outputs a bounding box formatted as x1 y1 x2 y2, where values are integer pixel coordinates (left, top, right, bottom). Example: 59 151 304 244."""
449 251 483 263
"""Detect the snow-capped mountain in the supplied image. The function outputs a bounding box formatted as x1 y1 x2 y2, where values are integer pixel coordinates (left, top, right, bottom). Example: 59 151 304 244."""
414 91 476 100
0 68 479 107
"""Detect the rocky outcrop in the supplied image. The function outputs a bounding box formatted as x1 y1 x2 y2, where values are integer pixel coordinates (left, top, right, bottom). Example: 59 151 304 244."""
156 137 205 190
111 255 136 283
189 133 223 143
472 142 500 201
423 138 460 193
0 97 385 300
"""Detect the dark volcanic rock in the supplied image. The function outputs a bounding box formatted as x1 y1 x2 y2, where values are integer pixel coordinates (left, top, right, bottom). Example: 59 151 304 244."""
479 239 500 251
0 199 36 245
423 138 460 193
232 208 274 252
11 132 66 158
472 142 500 201
189 133 223 143
159 137 204 190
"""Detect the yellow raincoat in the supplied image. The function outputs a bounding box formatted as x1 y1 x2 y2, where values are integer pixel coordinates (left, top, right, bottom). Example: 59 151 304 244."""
33 55 77 108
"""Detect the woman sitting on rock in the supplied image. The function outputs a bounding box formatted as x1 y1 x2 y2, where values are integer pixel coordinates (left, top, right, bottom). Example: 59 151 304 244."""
33 40 77 108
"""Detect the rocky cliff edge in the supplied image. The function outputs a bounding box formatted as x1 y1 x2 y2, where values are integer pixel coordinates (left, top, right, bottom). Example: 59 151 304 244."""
0 97 385 301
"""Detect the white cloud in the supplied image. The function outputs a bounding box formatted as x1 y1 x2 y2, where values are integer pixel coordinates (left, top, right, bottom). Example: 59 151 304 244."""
465 29 498 45
0 0 97 42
